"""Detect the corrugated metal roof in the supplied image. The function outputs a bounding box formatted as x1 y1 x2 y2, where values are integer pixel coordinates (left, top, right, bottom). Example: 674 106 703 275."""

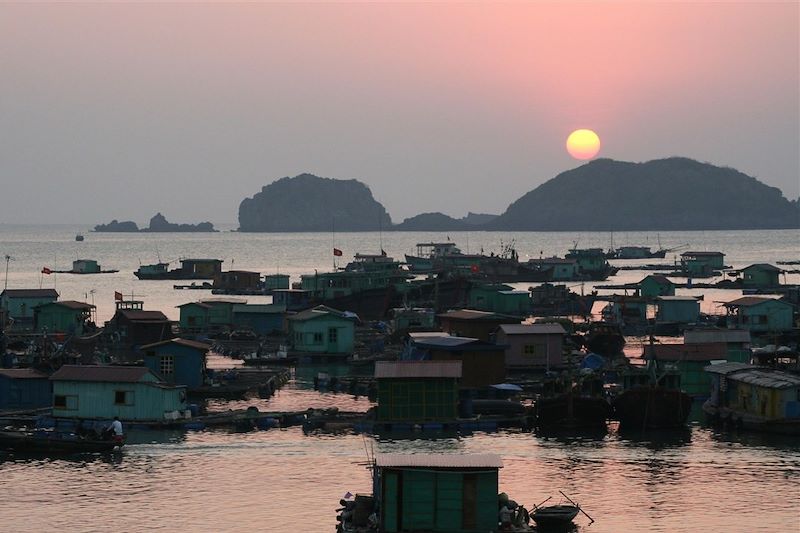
723 297 790 308
640 274 673 285
287 305 353 322
437 309 516 321
742 263 782 272
376 453 503 469
49 300 95 310
140 338 211 351
177 302 212 309
498 324 566 335
657 296 700 302
1 289 59 298
705 363 800 389
681 251 724 257
51 365 157 383
412 336 478 348
0 368 49 379
685 329 751 344
374 361 462 379
408 331 450 340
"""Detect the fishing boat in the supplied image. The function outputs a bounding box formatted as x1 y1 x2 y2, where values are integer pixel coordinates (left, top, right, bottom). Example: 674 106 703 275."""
584 322 626 358
612 359 692 429
75 234 84 242
0 429 121 454
135 258 223 280
532 492 591 530
535 370 611 429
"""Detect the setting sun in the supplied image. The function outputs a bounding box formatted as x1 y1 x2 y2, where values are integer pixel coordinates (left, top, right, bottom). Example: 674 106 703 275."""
566 129 601 160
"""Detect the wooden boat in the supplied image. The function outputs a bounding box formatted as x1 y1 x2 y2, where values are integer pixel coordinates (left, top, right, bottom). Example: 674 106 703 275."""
535 371 611 429
532 504 580 529
612 361 692 429
75 234 84 242
0 429 121 454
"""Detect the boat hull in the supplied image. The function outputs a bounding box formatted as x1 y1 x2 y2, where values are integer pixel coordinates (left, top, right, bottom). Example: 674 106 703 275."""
535 395 611 429
0 431 120 454
703 403 800 435
613 387 692 429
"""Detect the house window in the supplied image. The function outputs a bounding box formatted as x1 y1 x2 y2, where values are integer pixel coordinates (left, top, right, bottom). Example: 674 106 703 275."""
328 328 338 343
313 332 323 344
523 344 541 355
54 394 78 410
160 355 175 376
114 390 135 406
188 316 197 326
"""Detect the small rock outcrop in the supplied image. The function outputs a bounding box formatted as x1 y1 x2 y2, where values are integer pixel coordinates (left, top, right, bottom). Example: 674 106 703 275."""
93 220 139 232
94 214 216 232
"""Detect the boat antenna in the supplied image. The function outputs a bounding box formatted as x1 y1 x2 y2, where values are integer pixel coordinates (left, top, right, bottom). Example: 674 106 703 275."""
332 216 336 270
156 243 162 264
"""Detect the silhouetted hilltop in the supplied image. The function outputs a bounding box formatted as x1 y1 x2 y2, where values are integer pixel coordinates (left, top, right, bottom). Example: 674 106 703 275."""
461 212 498 226
487 157 800 231
238 173 391 232
394 212 469 231
94 214 215 232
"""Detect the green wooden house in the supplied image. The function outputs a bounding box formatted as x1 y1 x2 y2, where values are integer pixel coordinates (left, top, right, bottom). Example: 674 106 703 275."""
1 288 59 326
740 264 782 288
50 365 187 422
34 300 95 335
680 251 725 277
287 305 356 354
656 296 701 324
264 274 290 292
375 360 461 422
638 275 675 298
177 302 212 333
468 284 531 316
723 297 794 334
376 453 502 533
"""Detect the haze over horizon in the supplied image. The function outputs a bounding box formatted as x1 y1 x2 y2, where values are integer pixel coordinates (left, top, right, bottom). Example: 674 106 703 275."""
1 2 797 225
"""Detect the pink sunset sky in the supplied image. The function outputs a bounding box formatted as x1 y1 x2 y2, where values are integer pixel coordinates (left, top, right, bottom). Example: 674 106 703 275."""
1 2 797 224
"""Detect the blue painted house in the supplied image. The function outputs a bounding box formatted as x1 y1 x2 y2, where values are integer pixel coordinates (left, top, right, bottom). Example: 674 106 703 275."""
50 365 187 422
0 368 51 410
141 338 210 389
0 289 59 328
231 303 287 335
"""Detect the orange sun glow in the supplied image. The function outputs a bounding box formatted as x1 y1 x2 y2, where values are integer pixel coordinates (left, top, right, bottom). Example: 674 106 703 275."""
566 129 601 160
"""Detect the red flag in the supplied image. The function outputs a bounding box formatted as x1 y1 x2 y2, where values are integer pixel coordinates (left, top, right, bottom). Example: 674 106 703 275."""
41 267 52 275
470 264 480 273
114 291 123 301
333 248 343 257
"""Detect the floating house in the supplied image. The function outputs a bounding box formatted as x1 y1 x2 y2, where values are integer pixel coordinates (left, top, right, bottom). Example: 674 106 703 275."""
740 264 782 289
602 296 648 325
680 251 725 277
375 361 461 422
271 289 312 311
0 368 51 410
656 296 701 324
494 323 566 370
177 302 212 333
34 300 95 335
565 248 614 278
685 328 752 361
375 453 502 533
468 284 531 316
105 301 172 358
437 309 518 342
50 365 187 422
644 342 746 397
212 270 261 292
71 259 100 274
638 274 676 298
0 289 59 326
404 333 505 388
179 258 224 279
141 338 210 389
231 303 286 335
264 274 290 292
200 298 246 329
723 297 794 333
704 362 800 434
287 305 356 354
388 307 436 335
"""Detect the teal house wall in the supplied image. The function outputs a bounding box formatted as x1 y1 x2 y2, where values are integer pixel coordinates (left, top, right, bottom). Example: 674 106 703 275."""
34 301 95 335
377 454 501 533
638 275 675 298
231 304 286 335
1 289 59 323
141 338 209 389
741 264 781 288
50 365 187 421
177 302 211 333
724 297 794 333
0 369 51 410
656 297 701 323
287 305 355 354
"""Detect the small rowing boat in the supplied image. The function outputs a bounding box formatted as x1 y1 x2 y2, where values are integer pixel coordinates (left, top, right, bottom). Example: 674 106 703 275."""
0 429 122 454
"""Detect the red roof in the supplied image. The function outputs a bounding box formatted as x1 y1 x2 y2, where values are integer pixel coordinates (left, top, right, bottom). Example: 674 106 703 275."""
51 365 157 383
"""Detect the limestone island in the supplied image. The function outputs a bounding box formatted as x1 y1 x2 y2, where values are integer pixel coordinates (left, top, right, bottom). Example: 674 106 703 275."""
94 213 217 232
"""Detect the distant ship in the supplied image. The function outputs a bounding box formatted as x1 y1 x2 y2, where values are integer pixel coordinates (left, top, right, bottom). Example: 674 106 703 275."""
75 234 84 242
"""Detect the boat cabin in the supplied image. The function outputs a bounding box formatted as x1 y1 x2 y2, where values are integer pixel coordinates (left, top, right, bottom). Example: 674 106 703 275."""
72 259 101 273
375 453 502 533
525 257 579 281
179 258 223 278
213 270 261 291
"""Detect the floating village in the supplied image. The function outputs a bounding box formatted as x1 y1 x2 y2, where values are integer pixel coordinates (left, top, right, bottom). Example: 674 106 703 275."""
1 239 799 532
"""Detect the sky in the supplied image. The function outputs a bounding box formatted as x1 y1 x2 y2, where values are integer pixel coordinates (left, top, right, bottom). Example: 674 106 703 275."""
1 2 797 225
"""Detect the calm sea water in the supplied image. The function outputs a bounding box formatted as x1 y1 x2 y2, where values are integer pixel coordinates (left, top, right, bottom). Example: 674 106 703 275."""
0 226 799 532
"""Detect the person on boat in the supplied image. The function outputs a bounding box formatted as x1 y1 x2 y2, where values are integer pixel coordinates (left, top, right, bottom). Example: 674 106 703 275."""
107 416 124 444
